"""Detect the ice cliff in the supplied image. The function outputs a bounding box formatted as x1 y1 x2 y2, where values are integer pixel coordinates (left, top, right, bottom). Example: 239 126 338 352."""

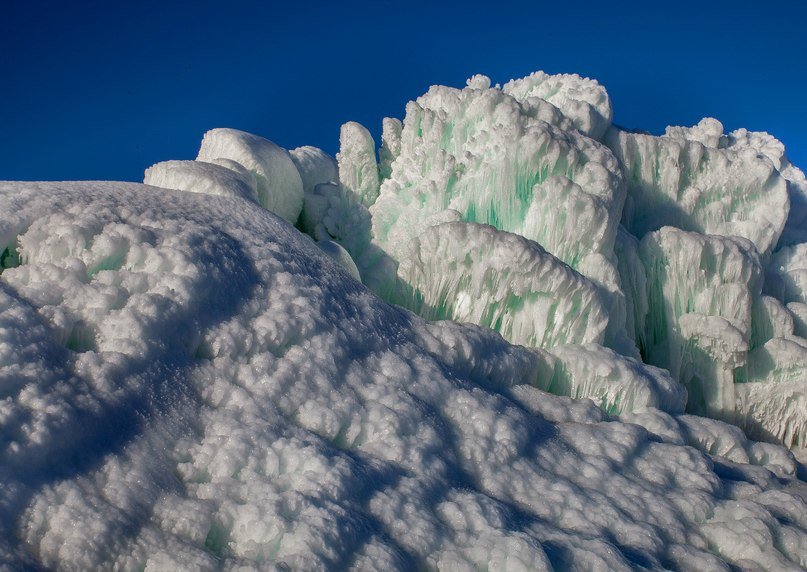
1 69 806 570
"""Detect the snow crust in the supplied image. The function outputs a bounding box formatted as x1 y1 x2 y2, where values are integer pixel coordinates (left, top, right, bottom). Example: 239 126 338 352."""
2 67 807 569
1 181 805 571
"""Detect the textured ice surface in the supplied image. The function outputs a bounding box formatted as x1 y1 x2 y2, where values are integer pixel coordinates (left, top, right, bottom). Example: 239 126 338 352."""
1 181 805 571
640 227 761 417
366 73 634 362
769 243 807 305
502 71 613 140
369 74 625 272
544 344 686 415
289 145 338 195
196 128 304 223
337 121 380 208
298 181 373 265
393 222 608 349
143 160 259 203
378 117 402 181
606 119 789 256
723 127 807 249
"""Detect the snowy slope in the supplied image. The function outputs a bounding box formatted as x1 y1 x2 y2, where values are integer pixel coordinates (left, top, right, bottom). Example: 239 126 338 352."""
2 68 807 570
0 181 805 571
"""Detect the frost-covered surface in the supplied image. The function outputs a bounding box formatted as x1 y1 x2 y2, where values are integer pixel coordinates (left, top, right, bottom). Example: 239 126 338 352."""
393 222 608 349
196 128 303 223
1 181 806 571
368 75 625 275
502 71 613 140
3 67 807 569
144 160 259 203
606 119 790 257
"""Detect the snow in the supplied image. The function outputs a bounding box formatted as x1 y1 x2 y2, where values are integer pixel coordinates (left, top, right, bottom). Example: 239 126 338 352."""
289 145 338 195
2 67 807 570
144 160 259 203
196 128 304 223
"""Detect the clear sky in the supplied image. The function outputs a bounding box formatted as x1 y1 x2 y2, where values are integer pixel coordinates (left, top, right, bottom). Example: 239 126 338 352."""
2 0 806 181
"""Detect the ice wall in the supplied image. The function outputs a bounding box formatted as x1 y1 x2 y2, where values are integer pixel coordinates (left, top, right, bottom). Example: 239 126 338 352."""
606 119 790 257
393 222 608 348
130 70 807 456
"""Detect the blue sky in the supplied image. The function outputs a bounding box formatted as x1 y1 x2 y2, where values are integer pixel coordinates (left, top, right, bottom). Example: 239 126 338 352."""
2 0 806 181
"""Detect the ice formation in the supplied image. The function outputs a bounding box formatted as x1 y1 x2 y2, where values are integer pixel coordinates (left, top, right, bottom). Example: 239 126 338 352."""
1 68 807 569
144 160 259 203
605 119 790 257
196 128 303 223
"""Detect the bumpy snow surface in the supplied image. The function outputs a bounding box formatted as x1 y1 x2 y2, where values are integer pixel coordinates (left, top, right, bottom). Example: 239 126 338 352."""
1 70 807 571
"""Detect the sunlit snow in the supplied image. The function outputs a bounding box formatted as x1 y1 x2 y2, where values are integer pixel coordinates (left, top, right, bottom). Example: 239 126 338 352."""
1 69 806 570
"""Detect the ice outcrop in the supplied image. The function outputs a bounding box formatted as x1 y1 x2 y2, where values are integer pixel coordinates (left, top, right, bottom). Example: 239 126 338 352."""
639 227 762 418
606 119 790 256
337 121 380 208
0 181 805 571
196 128 304 223
144 159 259 203
368 76 626 271
393 222 608 349
378 117 402 181
722 126 807 249
502 71 613 140
364 73 635 364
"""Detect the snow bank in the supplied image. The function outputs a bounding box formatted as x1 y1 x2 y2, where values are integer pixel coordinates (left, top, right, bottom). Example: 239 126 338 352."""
1 181 805 570
3 66 807 569
144 160 259 203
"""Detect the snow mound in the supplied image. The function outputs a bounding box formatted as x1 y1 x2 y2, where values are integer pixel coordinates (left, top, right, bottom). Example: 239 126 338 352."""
196 128 303 223
144 159 259 203
1 181 805 570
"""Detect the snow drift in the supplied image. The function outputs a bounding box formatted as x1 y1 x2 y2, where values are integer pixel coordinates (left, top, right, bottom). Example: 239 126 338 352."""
1 69 806 570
